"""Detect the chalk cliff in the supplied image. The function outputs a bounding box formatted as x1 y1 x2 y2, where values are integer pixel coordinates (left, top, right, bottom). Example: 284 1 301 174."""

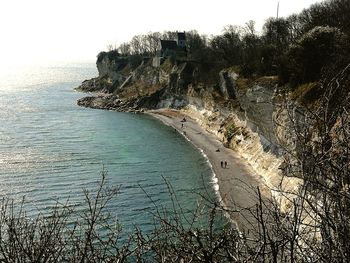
76 52 304 197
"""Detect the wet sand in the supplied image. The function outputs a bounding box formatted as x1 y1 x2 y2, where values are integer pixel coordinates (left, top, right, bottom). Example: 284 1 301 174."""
148 108 271 232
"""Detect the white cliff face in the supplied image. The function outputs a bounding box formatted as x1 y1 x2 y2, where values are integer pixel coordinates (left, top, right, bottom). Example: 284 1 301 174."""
185 103 302 210
163 73 304 210
236 79 279 145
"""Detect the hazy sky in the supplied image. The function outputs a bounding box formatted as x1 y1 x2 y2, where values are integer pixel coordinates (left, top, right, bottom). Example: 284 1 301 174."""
0 0 324 66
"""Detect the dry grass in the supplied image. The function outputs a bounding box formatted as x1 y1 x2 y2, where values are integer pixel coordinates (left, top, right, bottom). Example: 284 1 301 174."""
235 77 251 91
290 82 320 106
254 75 278 87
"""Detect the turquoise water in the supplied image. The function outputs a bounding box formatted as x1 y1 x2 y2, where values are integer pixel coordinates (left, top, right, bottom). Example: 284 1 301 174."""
0 64 216 233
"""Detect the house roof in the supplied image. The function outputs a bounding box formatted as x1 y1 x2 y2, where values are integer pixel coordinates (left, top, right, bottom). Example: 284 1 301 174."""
177 32 186 41
160 40 177 50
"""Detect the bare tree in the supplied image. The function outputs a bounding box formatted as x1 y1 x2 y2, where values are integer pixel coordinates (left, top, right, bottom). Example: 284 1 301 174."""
144 32 161 55
106 43 117 52
118 42 131 55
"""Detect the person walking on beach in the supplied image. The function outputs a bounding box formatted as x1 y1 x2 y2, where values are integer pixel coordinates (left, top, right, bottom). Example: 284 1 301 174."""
224 161 227 168
220 161 223 168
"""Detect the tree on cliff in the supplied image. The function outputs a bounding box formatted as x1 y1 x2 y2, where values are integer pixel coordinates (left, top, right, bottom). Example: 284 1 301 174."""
281 26 347 84
185 30 207 58
118 42 131 55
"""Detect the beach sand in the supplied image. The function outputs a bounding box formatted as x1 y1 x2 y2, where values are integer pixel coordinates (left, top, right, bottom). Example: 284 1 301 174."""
148 108 271 233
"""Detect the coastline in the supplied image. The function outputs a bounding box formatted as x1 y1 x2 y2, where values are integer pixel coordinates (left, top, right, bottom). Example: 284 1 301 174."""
147 108 271 232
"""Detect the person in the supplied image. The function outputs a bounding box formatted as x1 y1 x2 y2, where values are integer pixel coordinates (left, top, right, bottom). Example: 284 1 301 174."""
220 161 223 168
224 161 227 168
181 123 184 128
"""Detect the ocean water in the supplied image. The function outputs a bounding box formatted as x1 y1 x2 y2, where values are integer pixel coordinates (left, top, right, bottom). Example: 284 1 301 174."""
0 63 216 234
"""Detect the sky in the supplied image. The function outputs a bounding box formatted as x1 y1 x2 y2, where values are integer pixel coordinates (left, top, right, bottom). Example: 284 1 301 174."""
0 0 324 67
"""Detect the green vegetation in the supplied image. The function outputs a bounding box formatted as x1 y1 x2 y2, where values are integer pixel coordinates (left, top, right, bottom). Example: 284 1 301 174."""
282 26 346 84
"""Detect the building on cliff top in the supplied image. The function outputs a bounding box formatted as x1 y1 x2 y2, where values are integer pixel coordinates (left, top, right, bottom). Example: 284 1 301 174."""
153 32 187 67
176 32 186 49
160 40 178 56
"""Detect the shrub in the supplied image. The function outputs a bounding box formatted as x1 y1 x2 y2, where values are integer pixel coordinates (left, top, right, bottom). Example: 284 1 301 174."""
286 26 345 84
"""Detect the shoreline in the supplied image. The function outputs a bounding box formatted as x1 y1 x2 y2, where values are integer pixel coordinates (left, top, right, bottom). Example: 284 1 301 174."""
147 108 271 232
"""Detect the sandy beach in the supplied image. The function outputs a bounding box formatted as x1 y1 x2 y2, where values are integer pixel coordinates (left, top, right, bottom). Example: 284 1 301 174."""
148 108 271 232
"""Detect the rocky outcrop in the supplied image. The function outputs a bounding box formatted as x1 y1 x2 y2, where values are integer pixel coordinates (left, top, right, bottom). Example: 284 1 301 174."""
219 69 238 99
96 52 131 90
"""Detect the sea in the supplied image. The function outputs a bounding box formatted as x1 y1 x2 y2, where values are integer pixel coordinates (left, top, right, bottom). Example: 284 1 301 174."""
0 63 219 235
